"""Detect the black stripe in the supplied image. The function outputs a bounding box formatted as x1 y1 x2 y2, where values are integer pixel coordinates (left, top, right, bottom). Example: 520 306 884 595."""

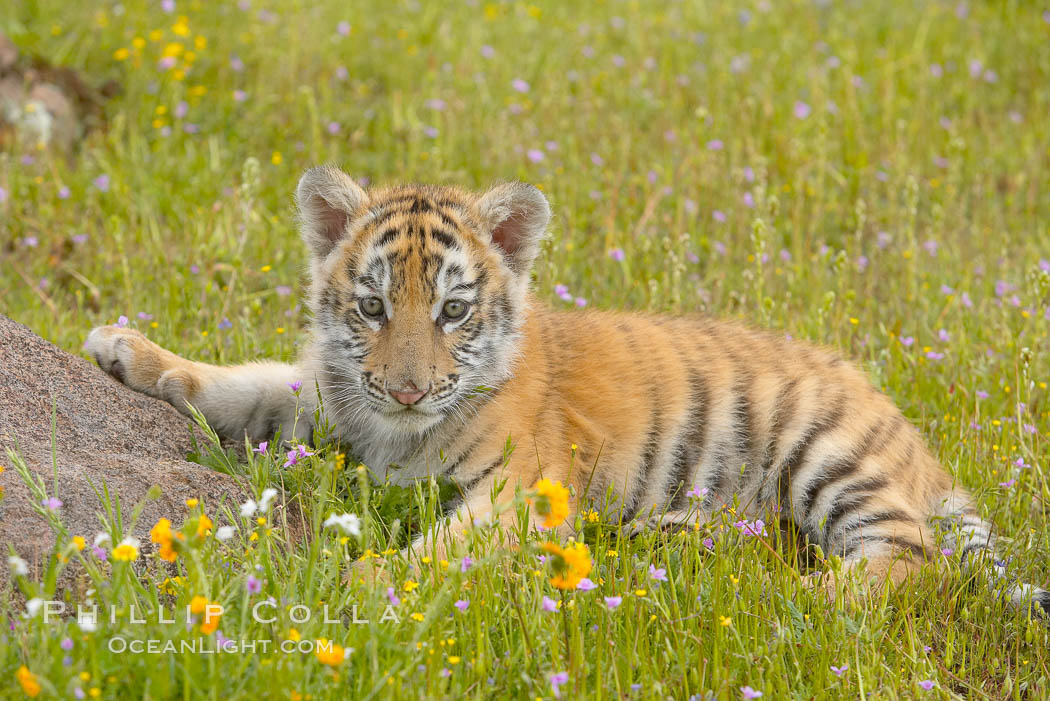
775 394 848 511
409 197 429 214
798 419 889 518
376 228 401 248
432 208 460 230
429 228 459 250
459 457 505 493
669 369 711 509
844 535 925 560
820 475 888 542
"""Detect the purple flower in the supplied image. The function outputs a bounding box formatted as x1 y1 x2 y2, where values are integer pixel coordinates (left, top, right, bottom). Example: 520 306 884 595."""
550 672 569 698
42 496 63 510
246 575 262 594
511 78 530 93
604 596 622 610
741 686 763 699
918 680 935 691
326 121 341 135
706 139 724 151
576 578 597 591
925 351 944 361
218 317 233 330
75 689 85 700
423 126 439 138
94 175 110 192
460 556 473 572
609 248 625 262
233 90 248 102
830 664 848 677
57 185 71 200
276 285 292 297
590 152 604 166
998 479 1016 488
940 284 954 295
611 54 625 67
137 312 153 321
574 297 588 307
480 45 495 59
61 637 74 651
336 21 350 36
938 329 950 342
856 255 869 272
541 596 558 612
648 564 668 582
712 210 727 223
252 441 268 455
283 444 314 467
703 537 714 549
162 0 175 12
287 380 303 393
452 598 469 612
334 65 348 80
424 98 446 111
22 236 38 248
976 389 989 400
923 239 940 256
158 56 176 70
686 485 708 500
793 101 811 119
940 548 954 556
526 148 545 163
387 587 401 607
554 284 569 298
1024 423 1036 435
899 336 914 347
91 546 108 561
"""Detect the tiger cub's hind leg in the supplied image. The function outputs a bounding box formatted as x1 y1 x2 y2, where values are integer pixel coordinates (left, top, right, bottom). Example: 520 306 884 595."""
85 325 309 442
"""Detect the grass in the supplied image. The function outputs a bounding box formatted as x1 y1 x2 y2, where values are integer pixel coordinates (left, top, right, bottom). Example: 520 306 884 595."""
2 0 1050 698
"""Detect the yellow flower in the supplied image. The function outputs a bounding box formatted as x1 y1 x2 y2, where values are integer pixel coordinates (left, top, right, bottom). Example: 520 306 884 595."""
196 514 213 537
189 595 209 615
185 498 199 508
72 536 86 551
529 478 570 528
200 603 222 634
288 628 301 641
410 612 424 622
634 589 646 597
719 615 732 627
448 656 461 664
113 48 129 61
112 541 139 562
541 541 592 589
271 151 283 165
16 666 41 697
316 638 344 666
403 580 419 592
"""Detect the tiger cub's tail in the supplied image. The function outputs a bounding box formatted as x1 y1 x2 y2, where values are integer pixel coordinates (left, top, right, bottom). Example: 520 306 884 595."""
936 489 1049 616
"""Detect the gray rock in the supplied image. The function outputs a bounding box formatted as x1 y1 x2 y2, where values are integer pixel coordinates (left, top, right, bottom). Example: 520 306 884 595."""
0 315 250 585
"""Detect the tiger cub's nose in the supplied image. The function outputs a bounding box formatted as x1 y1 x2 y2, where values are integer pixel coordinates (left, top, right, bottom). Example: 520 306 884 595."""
389 382 429 405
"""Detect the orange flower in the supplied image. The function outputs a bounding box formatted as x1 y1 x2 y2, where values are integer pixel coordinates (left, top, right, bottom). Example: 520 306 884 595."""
16 666 41 697
196 514 213 538
315 638 345 666
542 541 592 589
150 518 179 562
529 479 570 528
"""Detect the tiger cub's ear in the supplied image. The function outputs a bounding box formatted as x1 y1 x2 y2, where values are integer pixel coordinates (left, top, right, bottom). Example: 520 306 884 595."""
474 182 551 276
296 166 369 259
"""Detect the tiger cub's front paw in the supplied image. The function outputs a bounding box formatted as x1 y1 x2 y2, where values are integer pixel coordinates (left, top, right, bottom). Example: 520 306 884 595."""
85 325 188 401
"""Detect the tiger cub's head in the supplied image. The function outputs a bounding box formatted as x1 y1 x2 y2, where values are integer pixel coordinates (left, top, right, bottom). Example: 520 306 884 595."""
296 166 550 435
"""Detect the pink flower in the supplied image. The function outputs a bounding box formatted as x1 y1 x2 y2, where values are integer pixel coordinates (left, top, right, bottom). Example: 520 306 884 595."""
541 596 558 612
386 587 400 606
480 45 495 59
94 175 110 192
287 380 302 393
741 686 763 699
703 537 714 549
918 680 935 691
511 78 530 93
830 664 848 677
609 248 625 262
252 441 269 455
460 556 473 572
283 445 314 467
526 149 545 163
550 672 569 698
604 596 622 610
648 564 668 582
998 479 1016 488
576 578 597 591
42 496 63 510
454 599 469 611
706 139 724 151
246 575 262 594
793 101 811 119
336 21 350 36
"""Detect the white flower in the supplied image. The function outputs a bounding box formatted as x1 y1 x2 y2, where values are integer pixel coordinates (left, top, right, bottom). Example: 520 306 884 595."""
239 499 258 518
93 532 111 547
258 488 278 512
119 536 141 549
8 555 28 576
215 526 236 542
323 513 361 536
78 615 97 632
25 597 43 617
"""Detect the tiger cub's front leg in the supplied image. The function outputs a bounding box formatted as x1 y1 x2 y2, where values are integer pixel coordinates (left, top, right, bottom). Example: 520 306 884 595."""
85 326 310 442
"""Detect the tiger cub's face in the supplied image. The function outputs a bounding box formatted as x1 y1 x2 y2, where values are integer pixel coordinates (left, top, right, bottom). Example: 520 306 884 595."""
296 167 550 436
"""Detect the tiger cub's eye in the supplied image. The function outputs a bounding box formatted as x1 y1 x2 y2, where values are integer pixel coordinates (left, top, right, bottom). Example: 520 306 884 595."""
359 296 385 318
442 300 469 320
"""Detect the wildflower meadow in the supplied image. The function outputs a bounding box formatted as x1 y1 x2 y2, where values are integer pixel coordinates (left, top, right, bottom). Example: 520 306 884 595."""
3 1 1050 699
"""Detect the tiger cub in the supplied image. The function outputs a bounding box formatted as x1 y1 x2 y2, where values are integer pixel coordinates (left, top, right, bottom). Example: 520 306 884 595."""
86 166 1047 613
